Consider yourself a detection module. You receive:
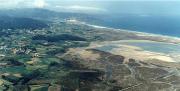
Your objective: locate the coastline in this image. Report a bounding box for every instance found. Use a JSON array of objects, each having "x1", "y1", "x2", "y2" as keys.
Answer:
[
  {"x1": 67, "y1": 19, "x2": 180, "y2": 63},
  {"x1": 67, "y1": 19, "x2": 180, "y2": 41},
  {"x1": 67, "y1": 19, "x2": 180, "y2": 44},
  {"x1": 78, "y1": 21, "x2": 180, "y2": 44},
  {"x1": 86, "y1": 22, "x2": 180, "y2": 40},
  {"x1": 86, "y1": 23, "x2": 180, "y2": 41}
]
